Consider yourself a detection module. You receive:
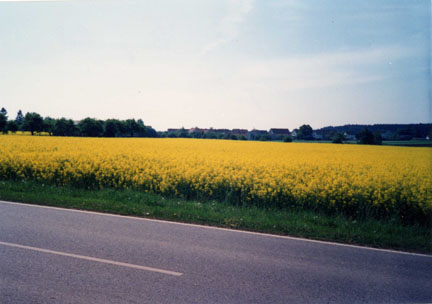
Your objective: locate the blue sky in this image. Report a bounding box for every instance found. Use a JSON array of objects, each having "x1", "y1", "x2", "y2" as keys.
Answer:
[{"x1": 0, "y1": 0, "x2": 430, "y2": 131}]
